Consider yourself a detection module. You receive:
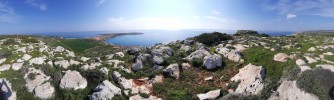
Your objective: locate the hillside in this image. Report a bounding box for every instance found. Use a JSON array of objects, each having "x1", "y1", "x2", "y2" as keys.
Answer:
[{"x1": 0, "y1": 32, "x2": 333, "y2": 100}]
